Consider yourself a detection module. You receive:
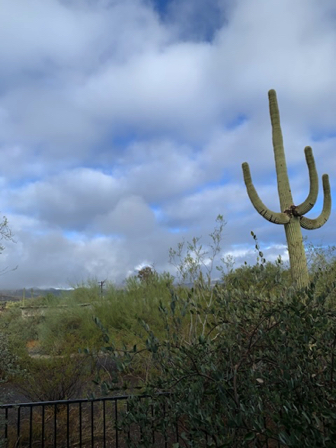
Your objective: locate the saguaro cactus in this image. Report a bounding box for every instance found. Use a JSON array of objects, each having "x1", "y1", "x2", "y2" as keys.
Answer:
[{"x1": 242, "y1": 90, "x2": 331, "y2": 289}]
